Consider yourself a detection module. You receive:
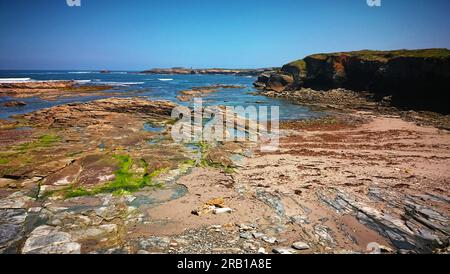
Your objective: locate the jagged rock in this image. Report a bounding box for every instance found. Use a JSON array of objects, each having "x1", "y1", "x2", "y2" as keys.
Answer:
[
  {"x1": 0, "y1": 209, "x2": 27, "y2": 253},
  {"x1": 314, "y1": 224, "x2": 336, "y2": 247},
  {"x1": 22, "y1": 225, "x2": 81, "y2": 254},
  {"x1": 20, "y1": 98, "x2": 176, "y2": 128},
  {"x1": 318, "y1": 189, "x2": 450, "y2": 253},
  {"x1": 255, "y1": 190, "x2": 285, "y2": 217},
  {"x1": 0, "y1": 191, "x2": 34, "y2": 209},
  {"x1": 254, "y1": 49, "x2": 450, "y2": 113}
]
